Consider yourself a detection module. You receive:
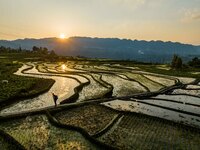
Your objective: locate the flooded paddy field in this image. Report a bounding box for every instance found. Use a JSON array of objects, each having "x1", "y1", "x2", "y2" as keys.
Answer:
[
  {"x1": 102, "y1": 99, "x2": 200, "y2": 128},
  {"x1": 1, "y1": 61, "x2": 200, "y2": 149},
  {"x1": 101, "y1": 74, "x2": 146, "y2": 96},
  {"x1": 77, "y1": 74, "x2": 109, "y2": 101},
  {"x1": 0, "y1": 64, "x2": 79, "y2": 114}
]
